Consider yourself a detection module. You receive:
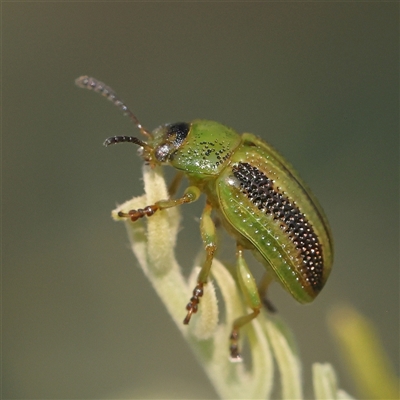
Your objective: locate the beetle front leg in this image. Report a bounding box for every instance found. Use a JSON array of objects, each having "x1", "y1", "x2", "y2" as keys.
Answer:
[
  {"x1": 230, "y1": 245, "x2": 262, "y2": 361},
  {"x1": 167, "y1": 171, "x2": 184, "y2": 197},
  {"x1": 184, "y1": 202, "x2": 216, "y2": 325},
  {"x1": 118, "y1": 186, "x2": 201, "y2": 221}
]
